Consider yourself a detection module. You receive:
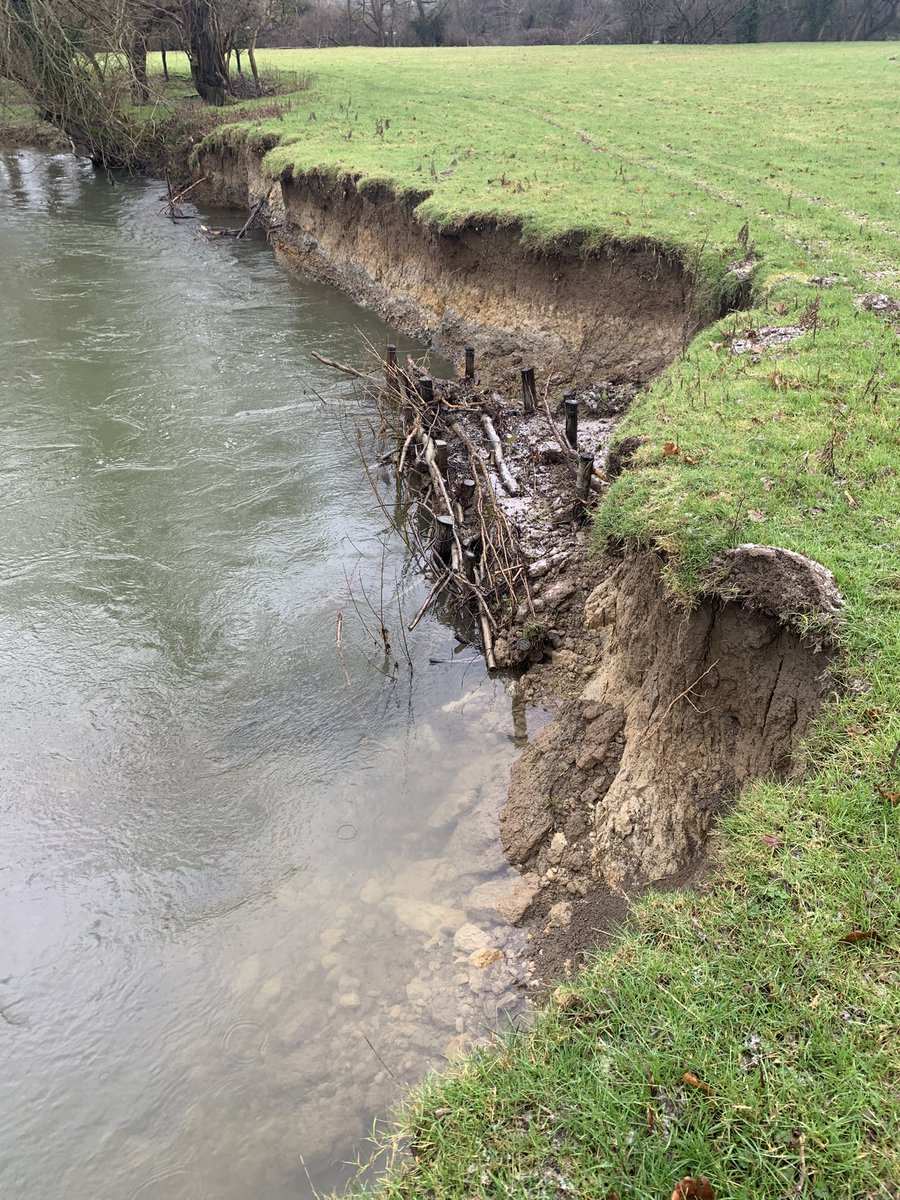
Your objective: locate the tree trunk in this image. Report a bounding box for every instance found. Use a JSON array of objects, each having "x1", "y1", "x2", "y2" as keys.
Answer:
[
  {"x1": 247, "y1": 30, "x2": 260, "y2": 92},
  {"x1": 181, "y1": 0, "x2": 229, "y2": 105},
  {"x1": 128, "y1": 34, "x2": 151, "y2": 104},
  {"x1": 161, "y1": 43, "x2": 169, "y2": 81}
]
